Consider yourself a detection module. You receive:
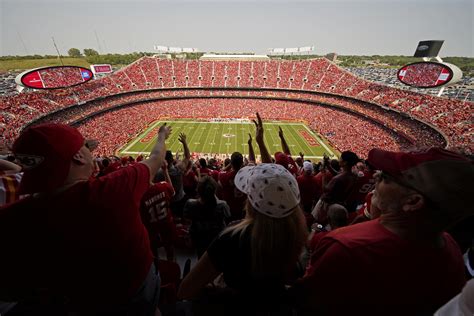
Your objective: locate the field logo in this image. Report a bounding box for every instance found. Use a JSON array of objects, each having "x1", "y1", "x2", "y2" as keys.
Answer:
[{"x1": 223, "y1": 134, "x2": 235, "y2": 138}]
